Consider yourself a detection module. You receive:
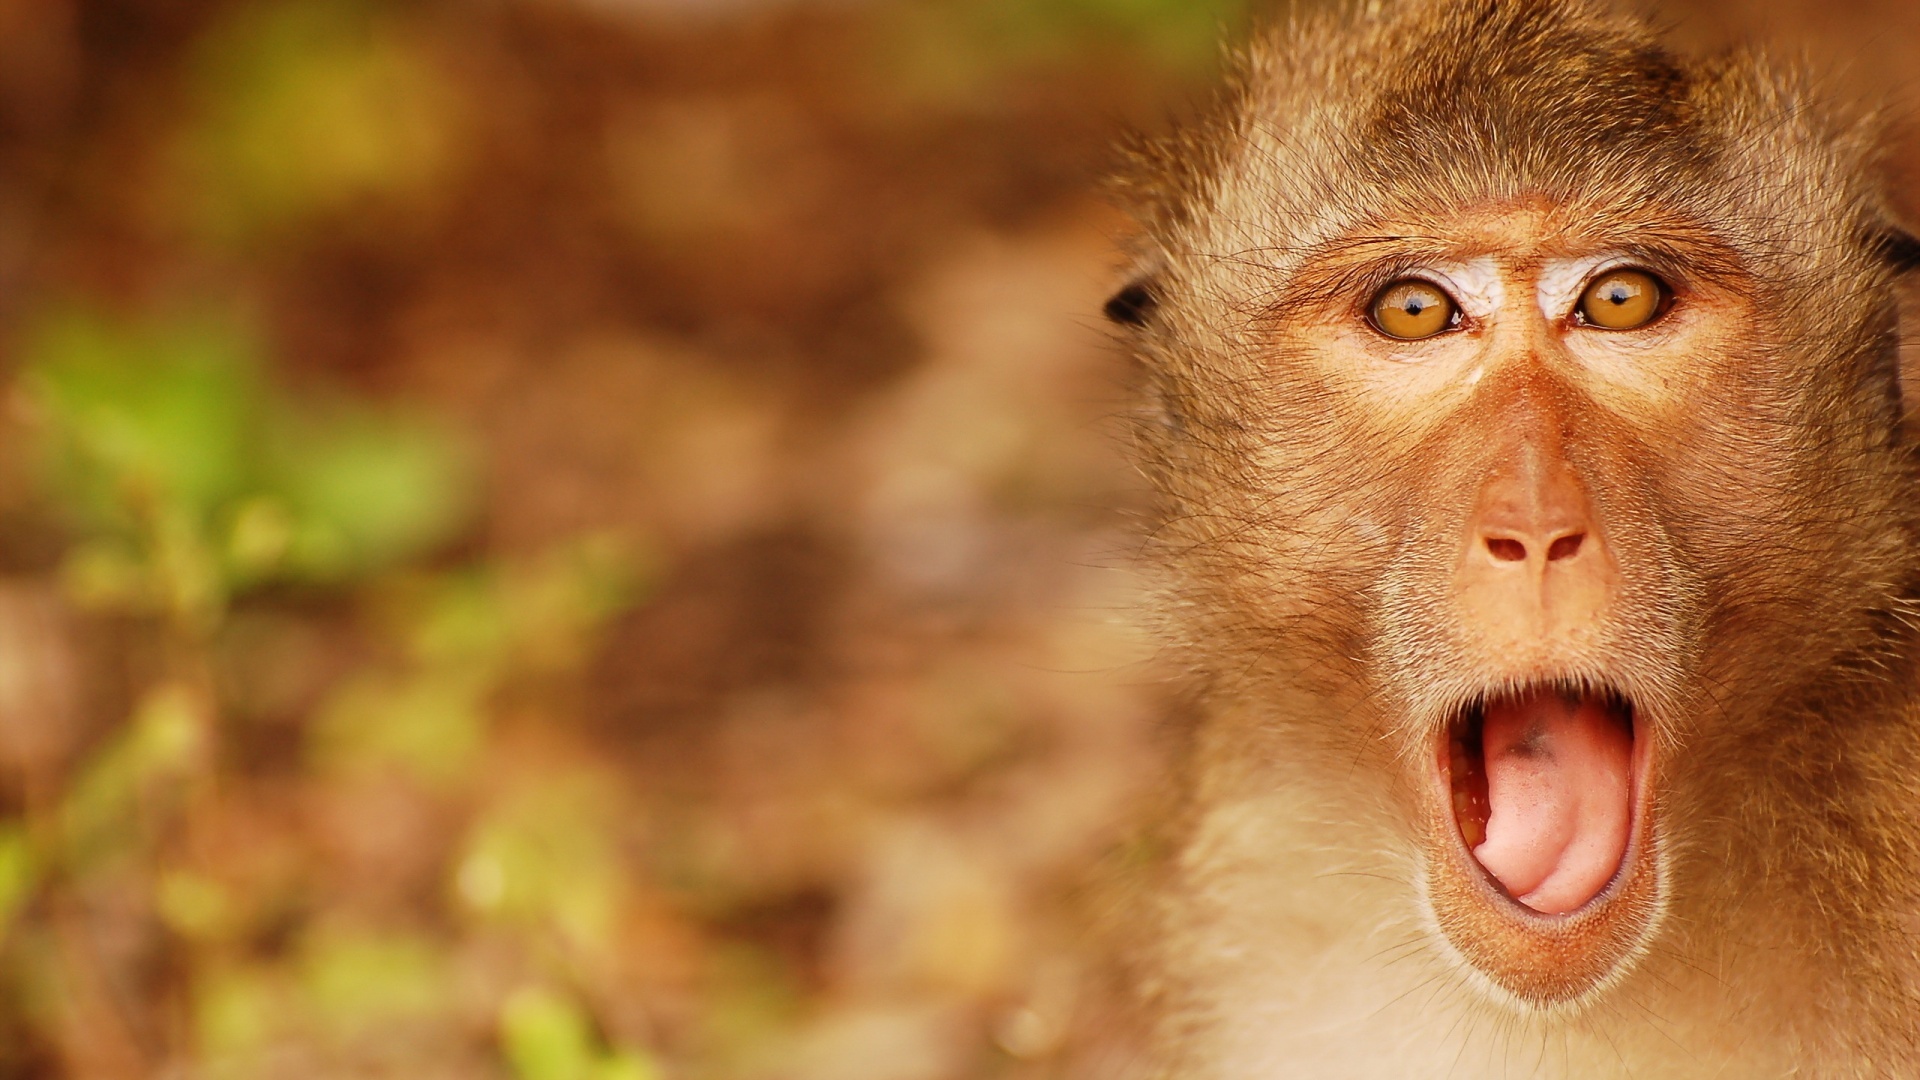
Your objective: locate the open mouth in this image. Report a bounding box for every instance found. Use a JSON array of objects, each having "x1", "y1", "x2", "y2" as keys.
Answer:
[
  {"x1": 1425, "y1": 680, "x2": 1663, "y2": 1006},
  {"x1": 1445, "y1": 685, "x2": 1638, "y2": 916}
]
